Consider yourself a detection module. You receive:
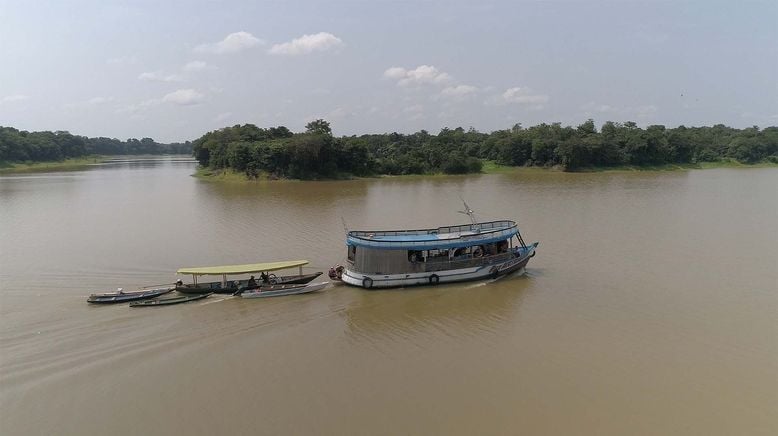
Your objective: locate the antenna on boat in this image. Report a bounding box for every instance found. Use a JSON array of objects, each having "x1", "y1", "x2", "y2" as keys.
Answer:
[
  {"x1": 457, "y1": 198, "x2": 478, "y2": 226},
  {"x1": 341, "y1": 217, "x2": 349, "y2": 234}
]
